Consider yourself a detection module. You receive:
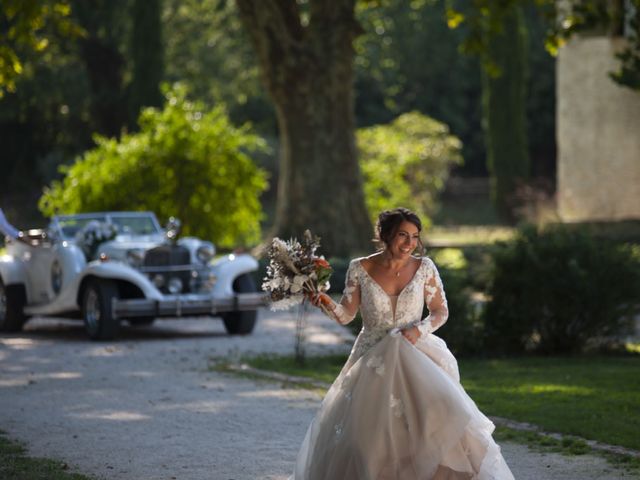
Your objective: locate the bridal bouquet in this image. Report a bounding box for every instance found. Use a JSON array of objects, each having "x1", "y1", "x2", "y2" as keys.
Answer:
[{"x1": 262, "y1": 230, "x2": 333, "y2": 312}]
